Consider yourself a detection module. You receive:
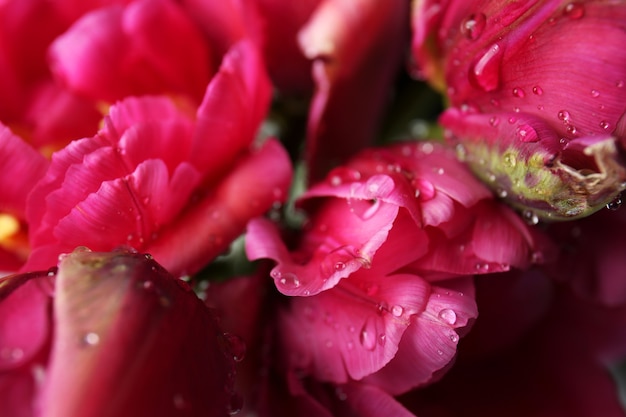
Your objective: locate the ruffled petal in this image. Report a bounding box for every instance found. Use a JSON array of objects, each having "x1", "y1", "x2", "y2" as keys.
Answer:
[
  {"x1": 247, "y1": 197, "x2": 399, "y2": 296},
  {"x1": 149, "y1": 138, "x2": 292, "y2": 276},
  {"x1": 279, "y1": 271, "x2": 430, "y2": 383},
  {"x1": 364, "y1": 278, "x2": 477, "y2": 395}
]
